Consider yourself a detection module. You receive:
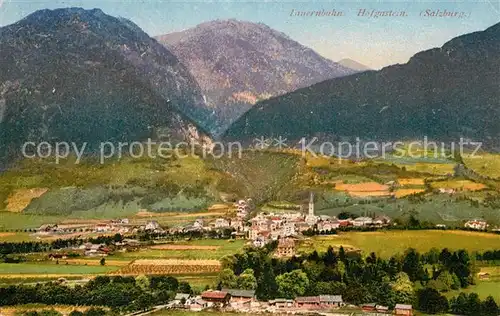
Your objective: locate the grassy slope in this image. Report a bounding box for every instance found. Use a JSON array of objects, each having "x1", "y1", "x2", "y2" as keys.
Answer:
[
  {"x1": 299, "y1": 230, "x2": 500, "y2": 258},
  {"x1": 1, "y1": 149, "x2": 500, "y2": 229}
]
